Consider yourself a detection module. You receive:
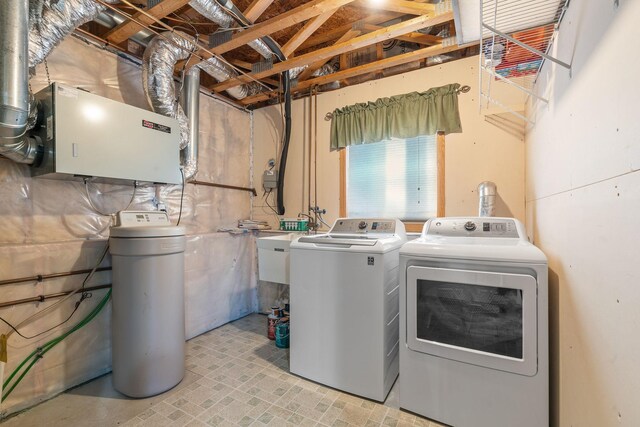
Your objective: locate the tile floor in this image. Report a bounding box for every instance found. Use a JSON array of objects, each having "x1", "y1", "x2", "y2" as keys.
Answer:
[{"x1": 2, "y1": 314, "x2": 444, "y2": 427}]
